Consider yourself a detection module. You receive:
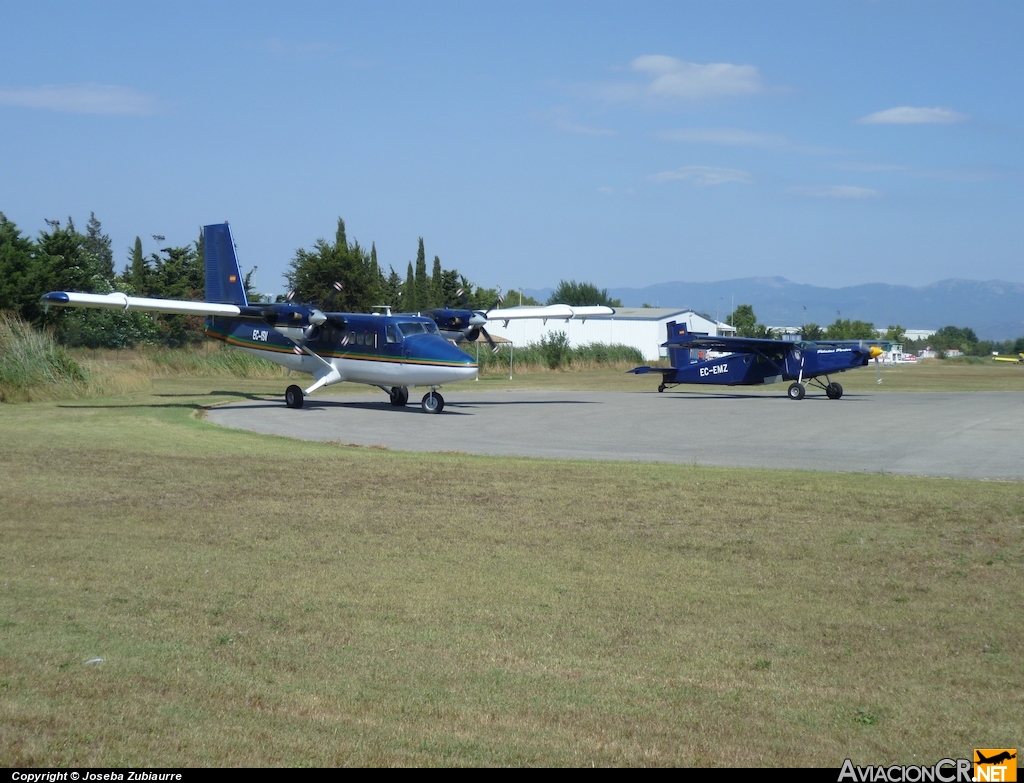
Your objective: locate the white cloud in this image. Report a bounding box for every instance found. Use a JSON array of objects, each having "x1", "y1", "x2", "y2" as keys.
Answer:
[
  {"x1": 598, "y1": 186, "x2": 615, "y2": 194},
  {"x1": 657, "y1": 127, "x2": 787, "y2": 148},
  {"x1": 0, "y1": 83, "x2": 159, "y2": 115},
  {"x1": 584, "y1": 56, "x2": 766, "y2": 103},
  {"x1": 554, "y1": 119, "x2": 617, "y2": 137},
  {"x1": 857, "y1": 106, "x2": 968, "y2": 125},
  {"x1": 631, "y1": 56, "x2": 764, "y2": 99},
  {"x1": 649, "y1": 166, "x2": 752, "y2": 186},
  {"x1": 786, "y1": 185, "x2": 881, "y2": 199}
]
